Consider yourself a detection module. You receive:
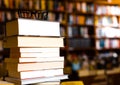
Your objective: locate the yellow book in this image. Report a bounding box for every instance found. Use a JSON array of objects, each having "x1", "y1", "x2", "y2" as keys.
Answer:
[
  {"x1": 41, "y1": 0, "x2": 46, "y2": 10},
  {"x1": 61, "y1": 81, "x2": 84, "y2": 85},
  {"x1": 48, "y1": 0, "x2": 54, "y2": 10},
  {"x1": 15, "y1": 0, "x2": 20, "y2": 9},
  {"x1": 77, "y1": 16, "x2": 85, "y2": 25},
  {"x1": 4, "y1": 0, "x2": 9, "y2": 8}
]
